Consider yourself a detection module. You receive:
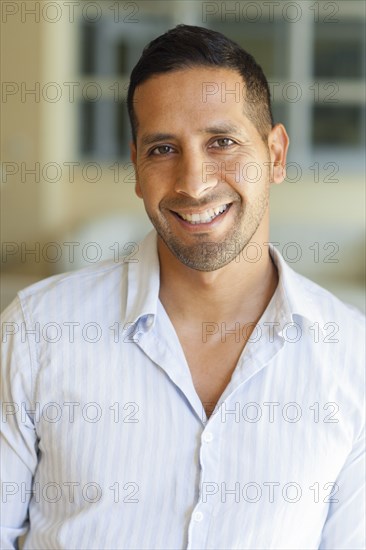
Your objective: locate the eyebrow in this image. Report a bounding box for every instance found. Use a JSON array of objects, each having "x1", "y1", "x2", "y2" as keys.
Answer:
[
  {"x1": 140, "y1": 123, "x2": 247, "y2": 147},
  {"x1": 141, "y1": 133, "x2": 176, "y2": 147},
  {"x1": 199, "y1": 123, "x2": 244, "y2": 136}
]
